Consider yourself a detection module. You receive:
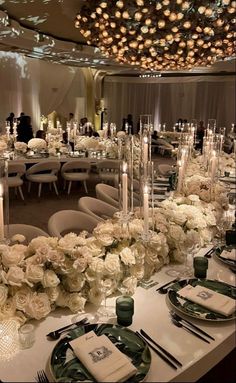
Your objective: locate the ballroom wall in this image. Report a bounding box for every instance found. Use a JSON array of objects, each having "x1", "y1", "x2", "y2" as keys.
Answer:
[
  {"x1": 0, "y1": 51, "x2": 235, "y2": 133},
  {"x1": 0, "y1": 52, "x2": 86, "y2": 132},
  {"x1": 104, "y1": 75, "x2": 236, "y2": 132}
]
